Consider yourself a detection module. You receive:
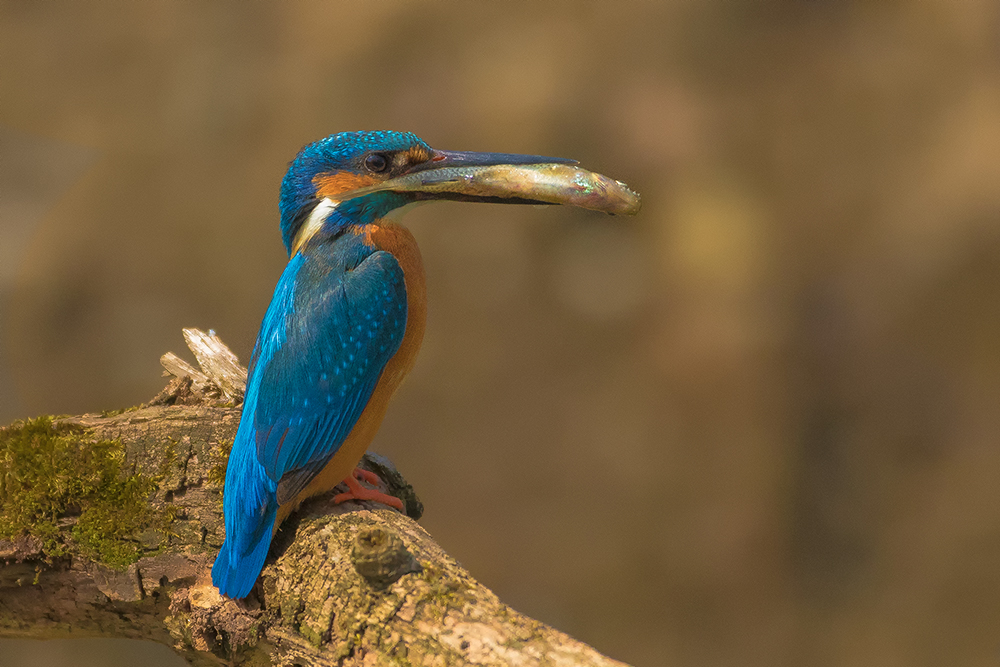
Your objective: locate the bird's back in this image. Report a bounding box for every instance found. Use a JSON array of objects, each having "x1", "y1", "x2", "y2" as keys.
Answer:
[{"x1": 212, "y1": 222, "x2": 426, "y2": 598}]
